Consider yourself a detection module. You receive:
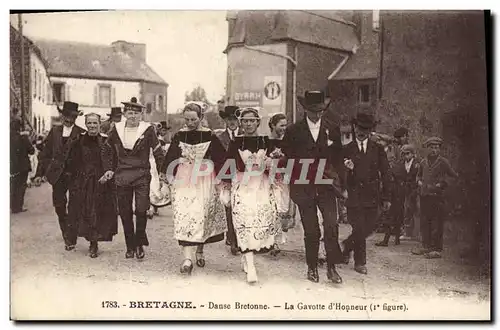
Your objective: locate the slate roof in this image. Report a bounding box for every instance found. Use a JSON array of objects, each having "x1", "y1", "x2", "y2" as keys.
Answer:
[
  {"x1": 226, "y1": 10, "x2": 359, "y2": 53},
  {"x1": 332, "y1": 46, "x2": 380, "y2": 80},
  {"x1": 31, "y1": 38, "x2": 167, "y2": 85}
]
